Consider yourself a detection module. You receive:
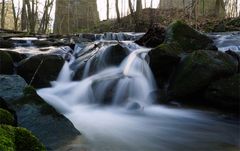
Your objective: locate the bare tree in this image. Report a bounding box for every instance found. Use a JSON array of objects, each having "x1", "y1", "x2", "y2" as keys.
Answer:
[
  {"x1": 128, "y1": 0, "x2": 134, "y2": 17},
  {"x1": 116, "y1": 0, "x2": 120, "y2": 22},
  {"x1": 106, "y1": 0, "x2": 109, "y2": 20},
  {"x1": 1, "y1": 0, "x2": 5, "y2": 28},
  {"x1": 21, "y1": 0, "x2": 27, "y2": 30},
  {"x1": 11, "y1": 0, "x2": 21, "y2": 30},
  {"x1": 38, "y1": 0, "x2": 54, "y2": 33}
]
